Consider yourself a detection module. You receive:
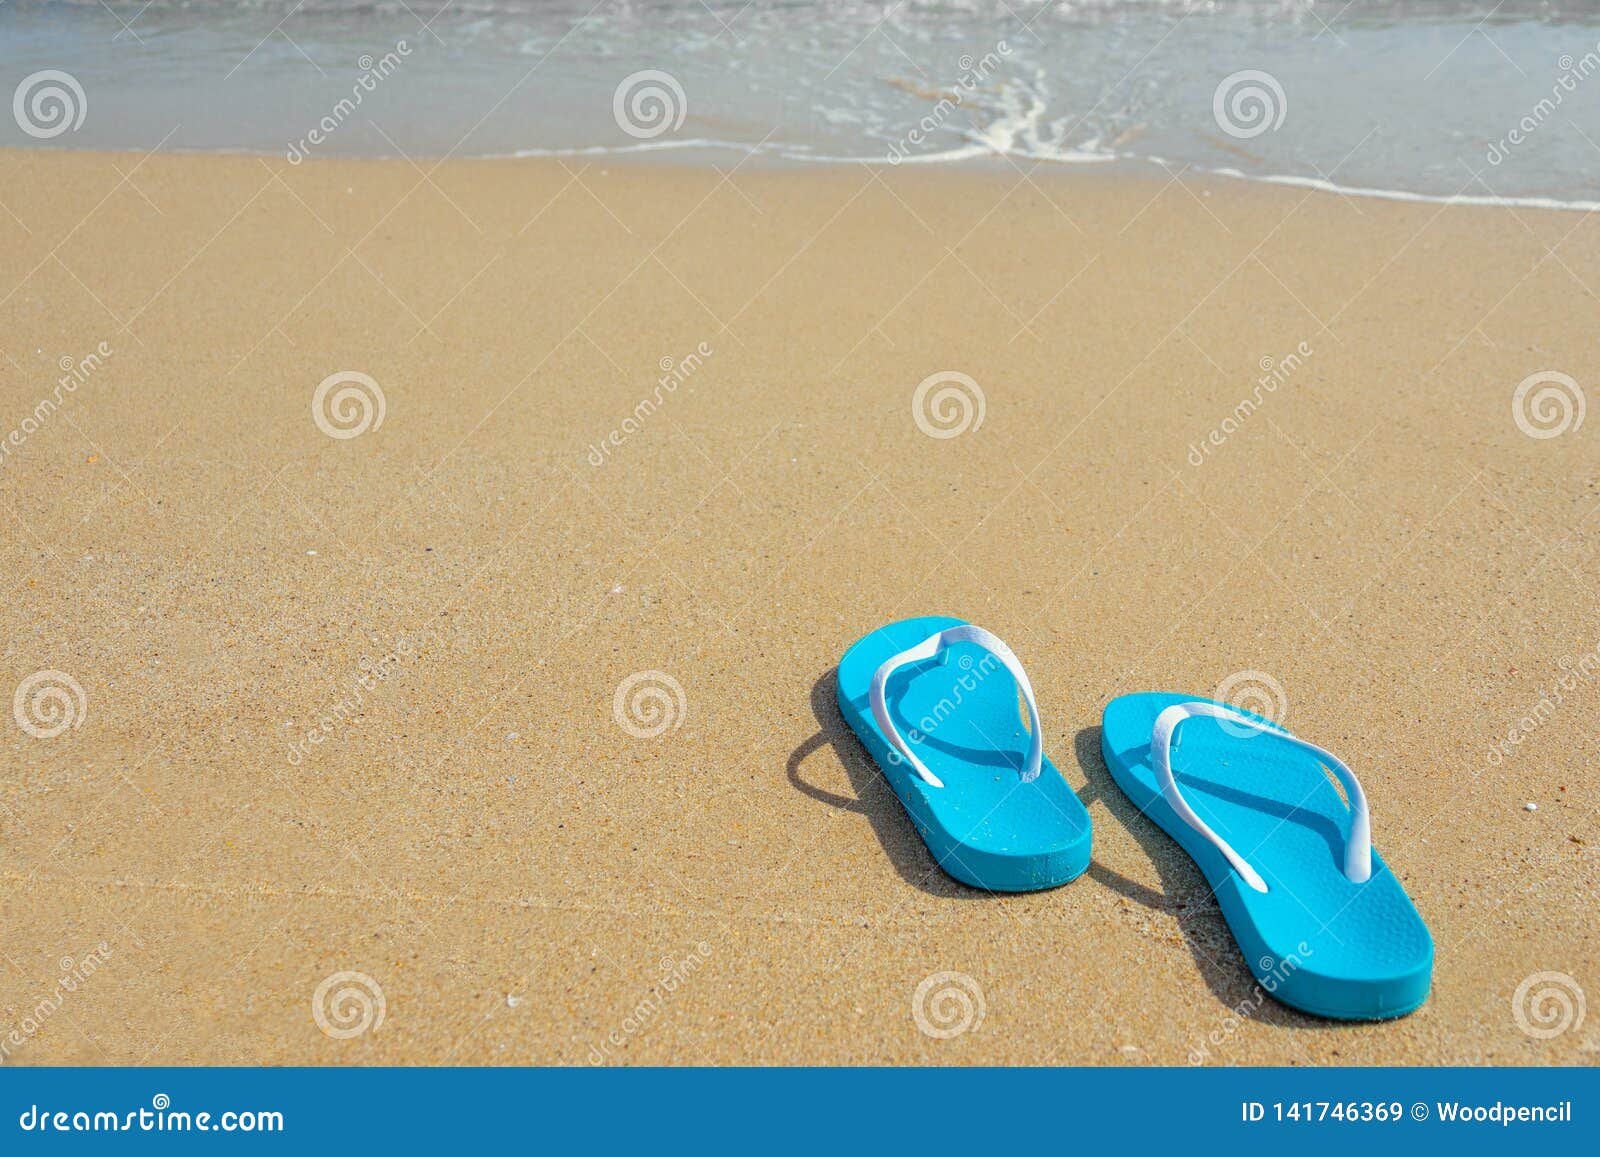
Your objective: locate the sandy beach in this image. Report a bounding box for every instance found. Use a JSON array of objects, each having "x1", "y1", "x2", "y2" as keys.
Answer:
[{"x1": 1, "y1": 147, "x2": 1596, "y2": 1065}]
